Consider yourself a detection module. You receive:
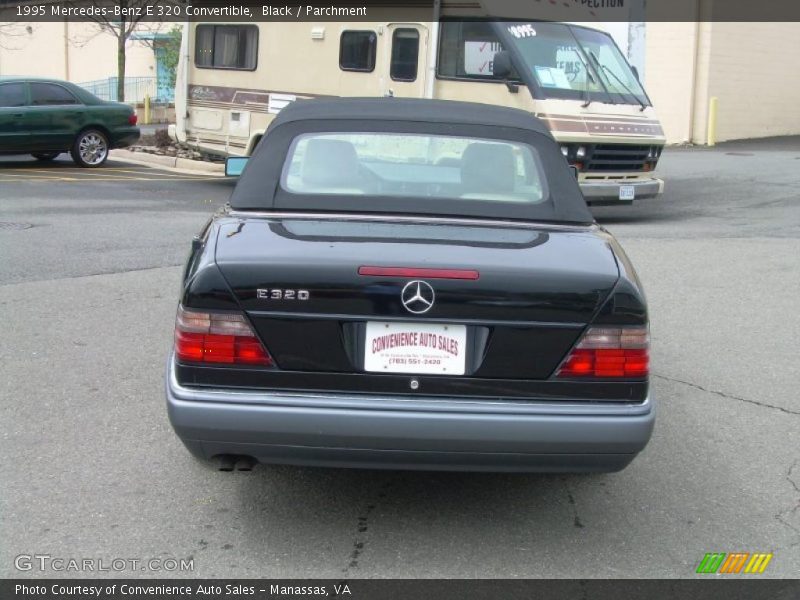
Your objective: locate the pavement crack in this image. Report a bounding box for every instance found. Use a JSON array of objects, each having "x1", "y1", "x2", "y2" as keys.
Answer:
[
  {"x1": 653, "y1": 373, "x2": 799, "y2": 416},
  {"x1": 775, "y1": 460, "x2": 800, "y2": 547},
  {"x1": 563, "y1": 478, "x2": 585, "y2": 529},
  {"x1": 341, "y1": 477, "x2": 394, "y2": 577},
  {"x1": 786, "y1": 461, "x2": 800, "y2": 495}
]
